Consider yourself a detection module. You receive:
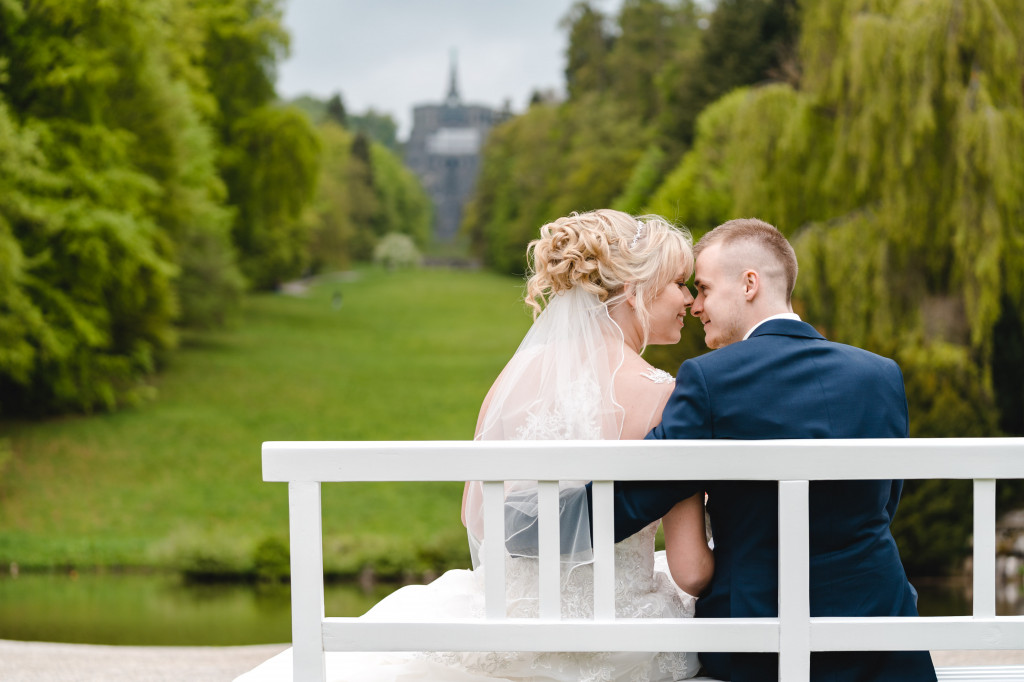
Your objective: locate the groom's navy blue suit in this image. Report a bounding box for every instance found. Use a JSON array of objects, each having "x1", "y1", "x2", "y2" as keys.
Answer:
[{"x1": 611, "y1": 319, "x2": 936, "y2": 682}]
